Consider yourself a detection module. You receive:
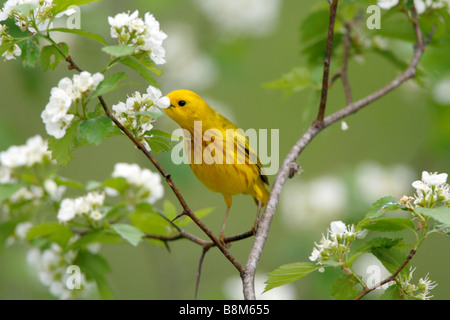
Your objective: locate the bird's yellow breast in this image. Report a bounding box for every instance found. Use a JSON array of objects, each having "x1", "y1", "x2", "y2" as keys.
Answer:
[{"x1": 186, "y1": 130, "x2": 259, "y2": 198}]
